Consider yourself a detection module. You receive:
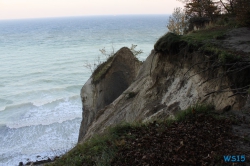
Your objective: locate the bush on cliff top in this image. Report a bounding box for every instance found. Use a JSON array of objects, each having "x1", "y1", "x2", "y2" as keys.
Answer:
[{"x1": 154, "y1": 32, "x2": 186, "y2": 55}]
